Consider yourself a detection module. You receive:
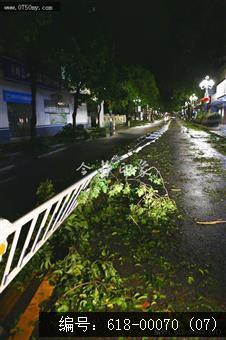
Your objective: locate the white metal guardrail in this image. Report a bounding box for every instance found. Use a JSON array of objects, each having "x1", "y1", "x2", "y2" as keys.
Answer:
[{"x1": 0, "y1": 120, "x2": 171, "y2": 294}]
